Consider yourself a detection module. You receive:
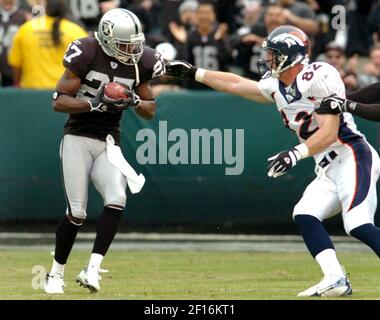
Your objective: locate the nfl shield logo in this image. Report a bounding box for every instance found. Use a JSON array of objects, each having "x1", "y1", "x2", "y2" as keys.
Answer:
[{"x1": 111, "y1": 61, "x2": 118, "y2": 69}]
